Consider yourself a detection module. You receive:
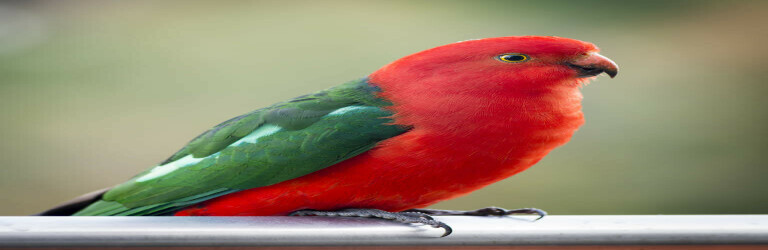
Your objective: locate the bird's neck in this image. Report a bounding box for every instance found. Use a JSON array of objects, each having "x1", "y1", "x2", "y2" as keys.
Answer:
[{"x1": 384, "y1": 82, "x2": 584, "y2": 140}]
